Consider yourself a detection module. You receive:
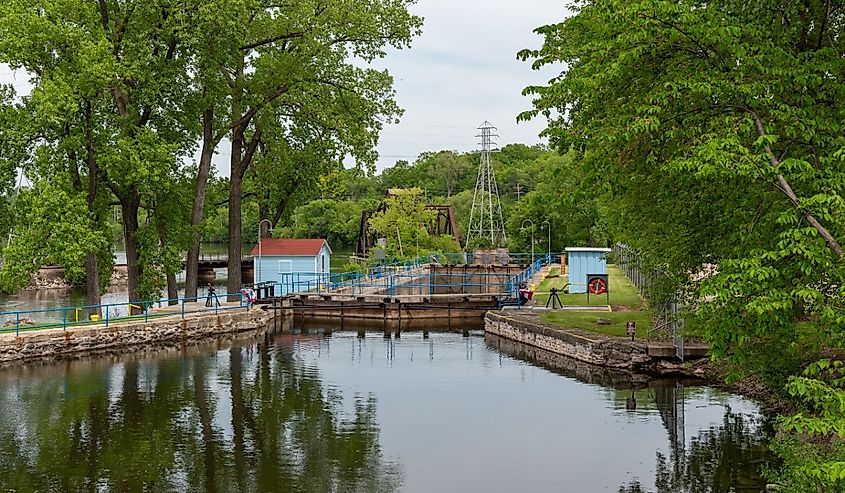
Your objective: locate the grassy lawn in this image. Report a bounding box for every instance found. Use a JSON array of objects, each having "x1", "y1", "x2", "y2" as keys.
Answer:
[
  {"x1": 539, "y1": 310, "x2": 653, "y2": 339},
  {"x1": 533, "y1": 265, "x2": 643, "y2": 309},
  {"x1": 532, "y1": 264, "x2": 653, "y2": 339}
]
